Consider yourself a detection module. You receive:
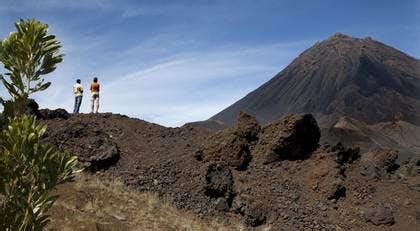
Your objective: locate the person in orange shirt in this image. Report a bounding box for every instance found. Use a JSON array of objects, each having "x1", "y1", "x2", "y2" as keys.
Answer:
[{"x1": 90, "y1": 77, "x2": 100, "y2": 113}]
